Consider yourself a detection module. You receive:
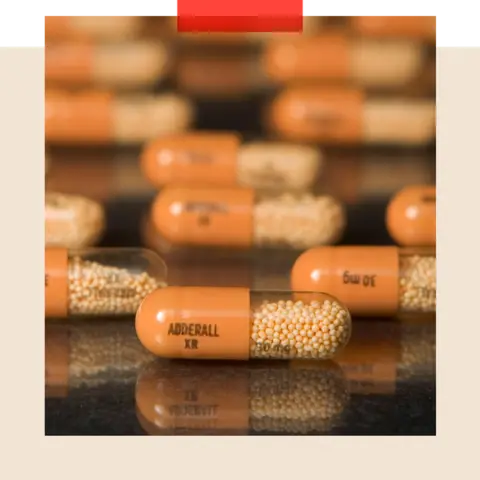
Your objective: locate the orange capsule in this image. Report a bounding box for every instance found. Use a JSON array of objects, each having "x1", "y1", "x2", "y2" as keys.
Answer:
[
  {"x1": 263, "y1": 33, "x2": 424, "y2": 88},
  {"x1": 45, "y1": 16, "x2": 142, "y2": 42},
  {"x1": 135, "y1": 287, "x2": 352, "y2": 361},
  {"x1": 291, "y1": 246, "x2": 436, "y2": 316},
  {"x1": 268, "y1": 86, "x2": 436, "y2": 145},
  {"x1": 45, "y1": 90, "x2": 193, "y2": 145},
  {"x1": 140, "y1": 132, "x2": 322, "y2": 191},
  {"x1": 45, "y1": 247, "x2": 167, "y2": 318},
  {"x1": 351, "y1": 16, "x2": 436, "y2": 42},
  {"x1": 45, "y1": 41, "x2": 169, "y2": 89},
  {"x1": 150, "y1": 186, "x2": 345, "y2": 250},
  {"x1": 386, "y1": 185, "x2": 436, "y2": 246}
]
